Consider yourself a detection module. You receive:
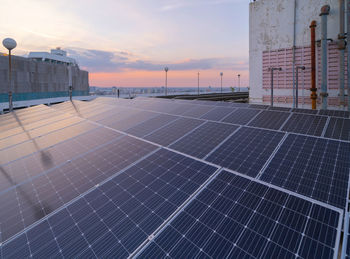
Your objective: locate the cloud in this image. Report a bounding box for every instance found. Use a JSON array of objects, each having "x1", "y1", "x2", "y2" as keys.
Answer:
[
  {"x1": 159, "y1": 0, "x2": 243, "y2": 11},
  {"x1": 67, "y1": 48, "x2": 248, "y2": 73}
]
